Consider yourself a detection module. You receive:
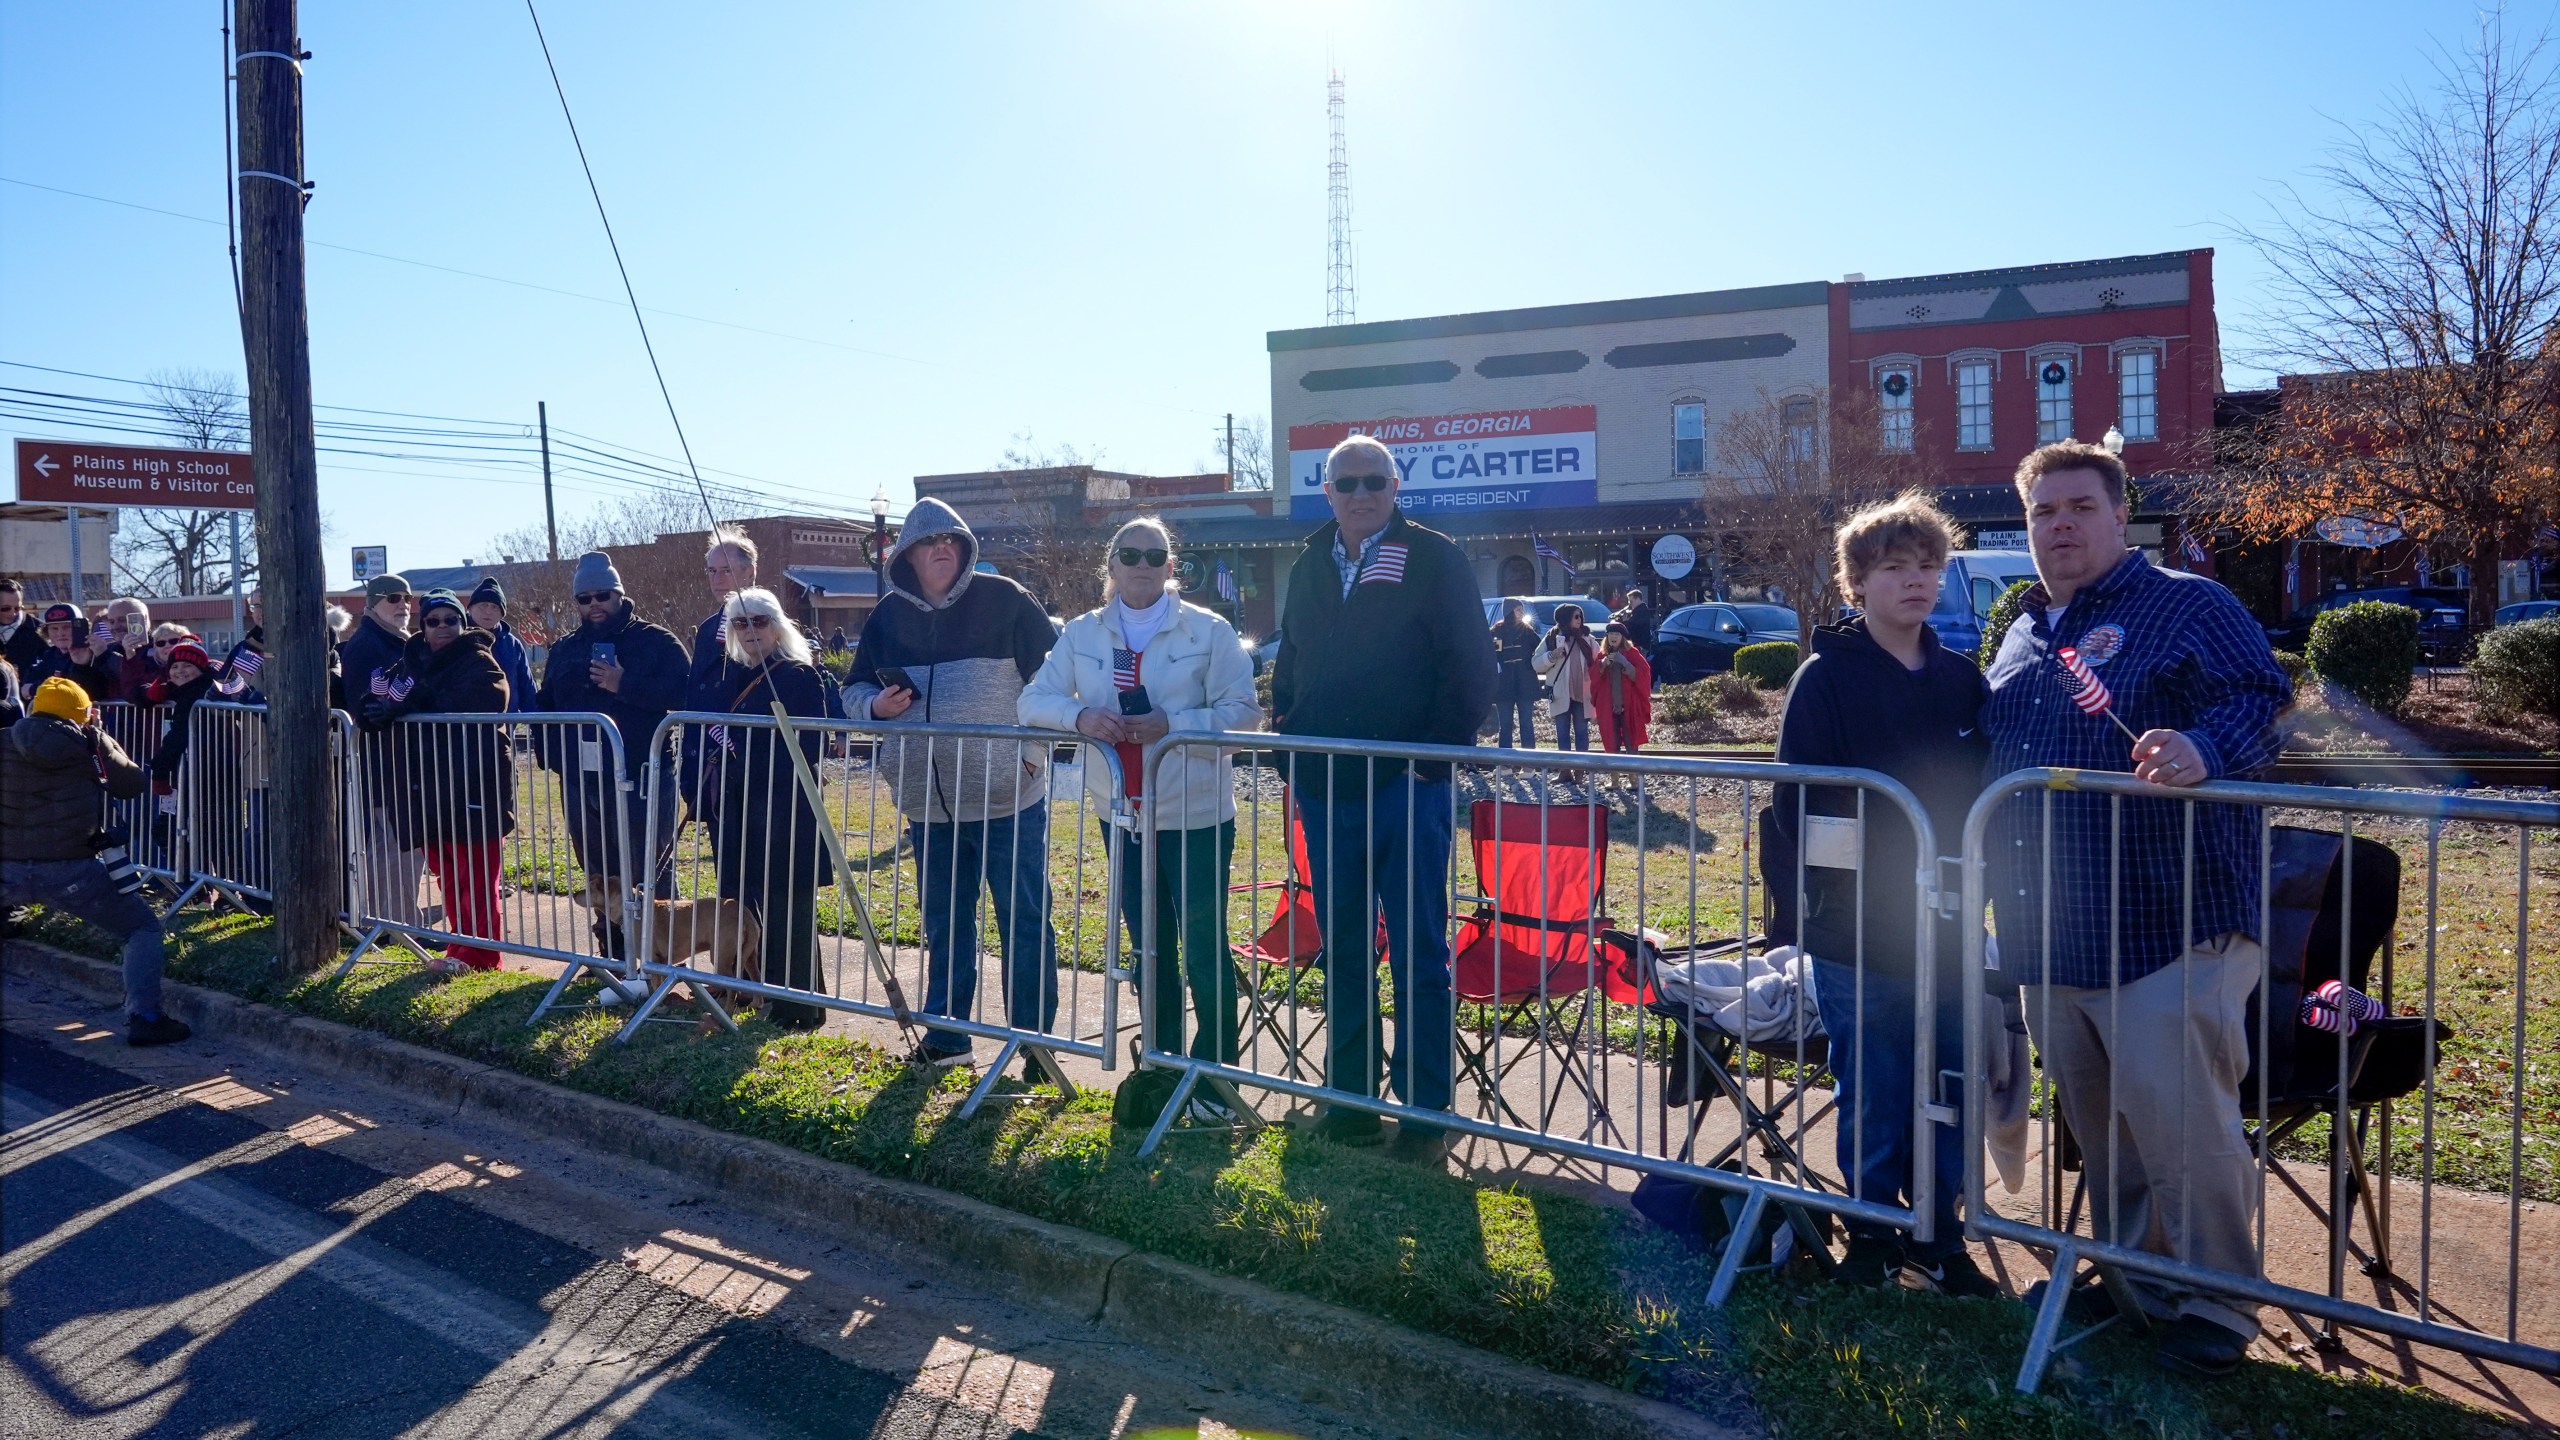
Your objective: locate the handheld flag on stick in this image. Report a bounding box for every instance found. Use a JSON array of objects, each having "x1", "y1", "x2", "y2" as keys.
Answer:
[{"x1": 2057, "y1": 645, "x2": 2141, "y2": 742}]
